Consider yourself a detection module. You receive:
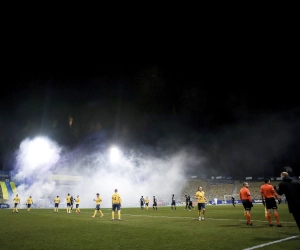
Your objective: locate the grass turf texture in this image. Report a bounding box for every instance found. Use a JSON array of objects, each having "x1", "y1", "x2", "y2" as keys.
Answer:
[{"x1": 1, "y1": 204, "x2": 299, "y2": 250}]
